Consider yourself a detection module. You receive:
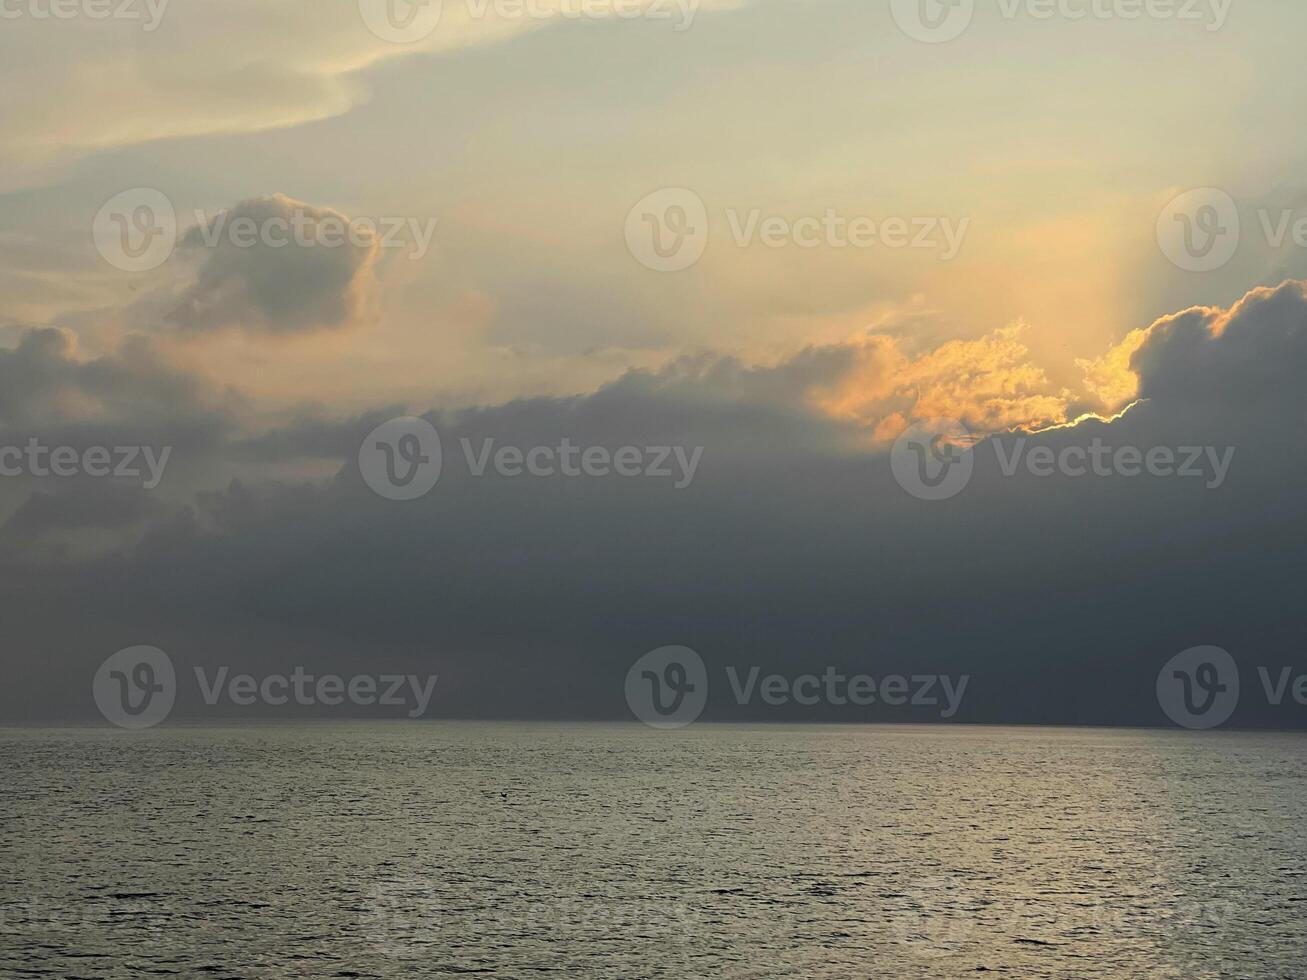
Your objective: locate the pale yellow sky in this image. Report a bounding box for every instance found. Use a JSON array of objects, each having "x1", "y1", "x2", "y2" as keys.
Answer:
[{"x1": 2, "y1": 0, "x2": 1305, "y2": 434}]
